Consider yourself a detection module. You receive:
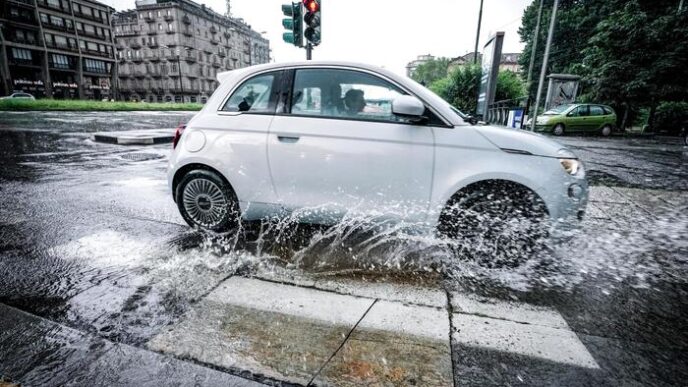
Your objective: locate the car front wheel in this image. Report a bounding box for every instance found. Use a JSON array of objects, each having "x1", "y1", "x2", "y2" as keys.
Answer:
[
  {"x1": 438, "y1": 181, "x2": 549, "y2": 268},
  {"x1": 176, "y1": 170, "x2": 240, "y2": 232}
]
